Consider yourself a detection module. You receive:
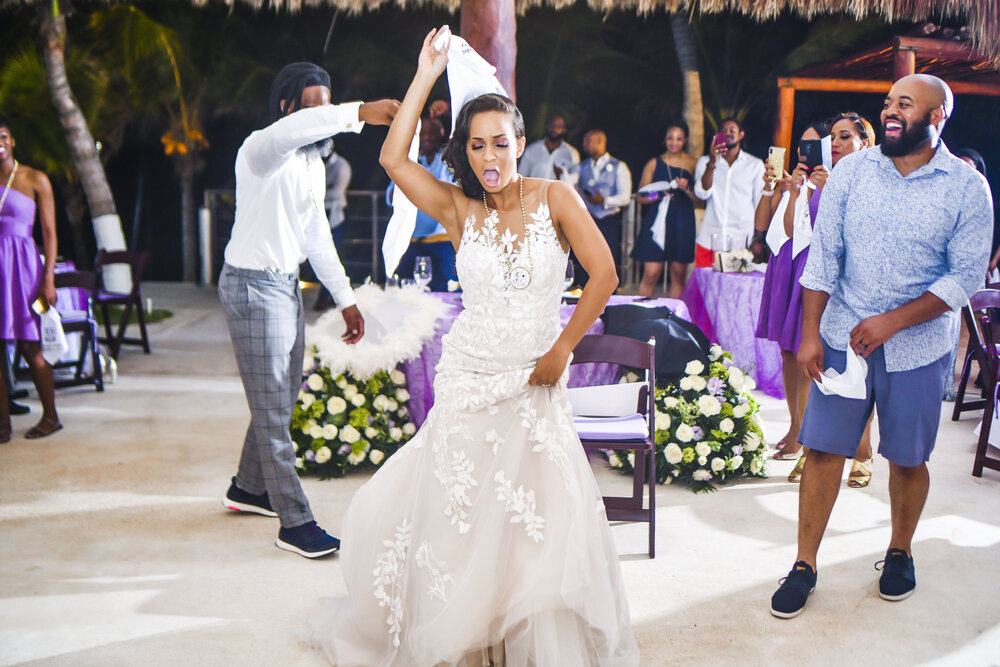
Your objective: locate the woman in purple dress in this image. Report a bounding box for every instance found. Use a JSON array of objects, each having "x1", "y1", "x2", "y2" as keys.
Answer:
[{"x1": 0, "y1": 115, "x2": 61, "y2": 443}]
